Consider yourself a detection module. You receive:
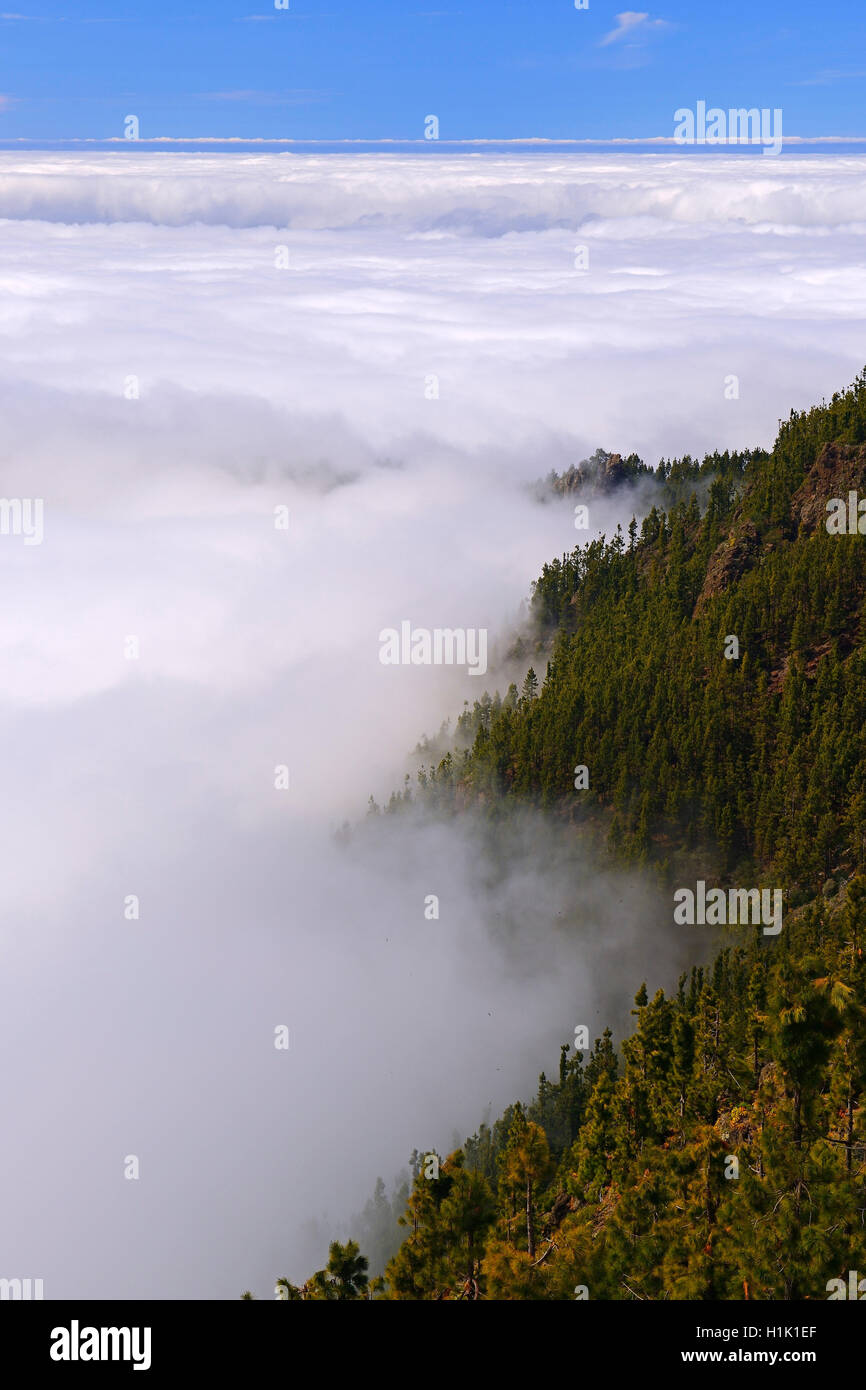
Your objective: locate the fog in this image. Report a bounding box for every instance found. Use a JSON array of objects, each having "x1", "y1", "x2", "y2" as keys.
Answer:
[{"x1": 0, "y1": 153, "x2": 864, "y2": 1296}]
